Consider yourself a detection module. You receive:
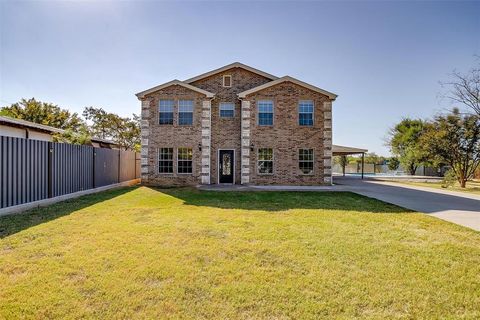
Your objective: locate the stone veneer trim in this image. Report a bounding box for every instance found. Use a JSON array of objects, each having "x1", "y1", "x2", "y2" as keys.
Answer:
[
  {"x1": 323, "y1": 101, "x2": 333, "y2": 185},
  {"x1": 241, "y1": 100, "x2": 251, "y2": 184},
  {"x1": 201, "y1": 99, "x2": 212, "y2": 184}
]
